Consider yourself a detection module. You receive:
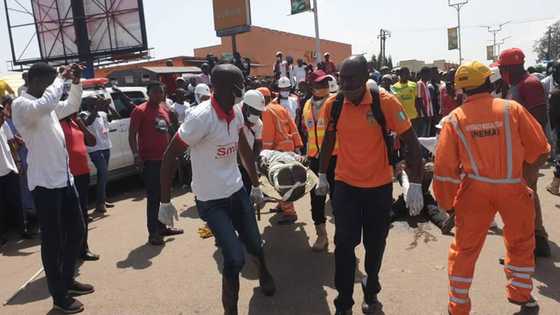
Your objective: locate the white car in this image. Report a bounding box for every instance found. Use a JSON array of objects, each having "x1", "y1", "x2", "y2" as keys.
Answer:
[{"x1": 80, "y1": 80, "x2": 147, "y2": 182}]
